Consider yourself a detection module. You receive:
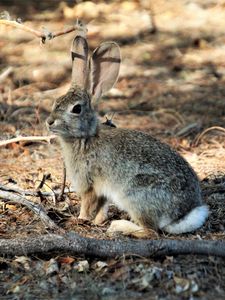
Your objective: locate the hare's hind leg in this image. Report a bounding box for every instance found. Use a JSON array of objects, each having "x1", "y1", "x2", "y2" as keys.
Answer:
[
  {"x1": 93, "y1": 197, "x2": 109, "y2": 225},
  {"x1": 78, "y1": 189, "x2": 98, "y2": 220},
  {"x1": 107, "y1": 220, "x2": 148, "y2": 238},
  {"x1": 79, "y1": 191, "x2": 108, "y2": 223}
]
